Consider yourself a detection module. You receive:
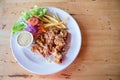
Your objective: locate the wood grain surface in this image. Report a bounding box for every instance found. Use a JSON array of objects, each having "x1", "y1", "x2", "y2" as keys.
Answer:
[{"x1": 0, "y1": 0, "x2": 120, "y2": 80}]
